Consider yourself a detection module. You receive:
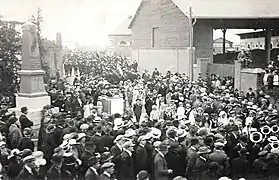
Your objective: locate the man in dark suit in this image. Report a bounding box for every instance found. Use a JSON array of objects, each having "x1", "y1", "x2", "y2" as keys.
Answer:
[
  {"x1": 135, "y1": 136, "x2": 148, "y2": 174},
  {"x1": 19, "y1": 107, "x2": 33, "y2": 131},
  {"x1": 231, "y1": 149, "x2": 250, "y2": 179},
  {"x1": 85, "y1": 156, "x2": 101, "y2": 180},
  {"x1": 91, "y1": 125, "x2": 105, "y2": 153},
  {"x1": 46, "y1": 154, "x2": 71, "y2": 180},
  {"x1": 154, "y1": 143, "x2": 172, "y2": 180},
  {"x1": 133, "y1": 99, "x2": 142, "y2": 122},
  {"x1": 111, "y1": 135, "x2": 124, "y2": 180},
  {"x1": 17, "y1": 155, "x2": 38, "y2": 180},
  {"x1": 100, "y1": 162, "x2": 115, "y2": 180},
  {"x1": 119, "y1": 141, "x2": 136, "y2": 180}
]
